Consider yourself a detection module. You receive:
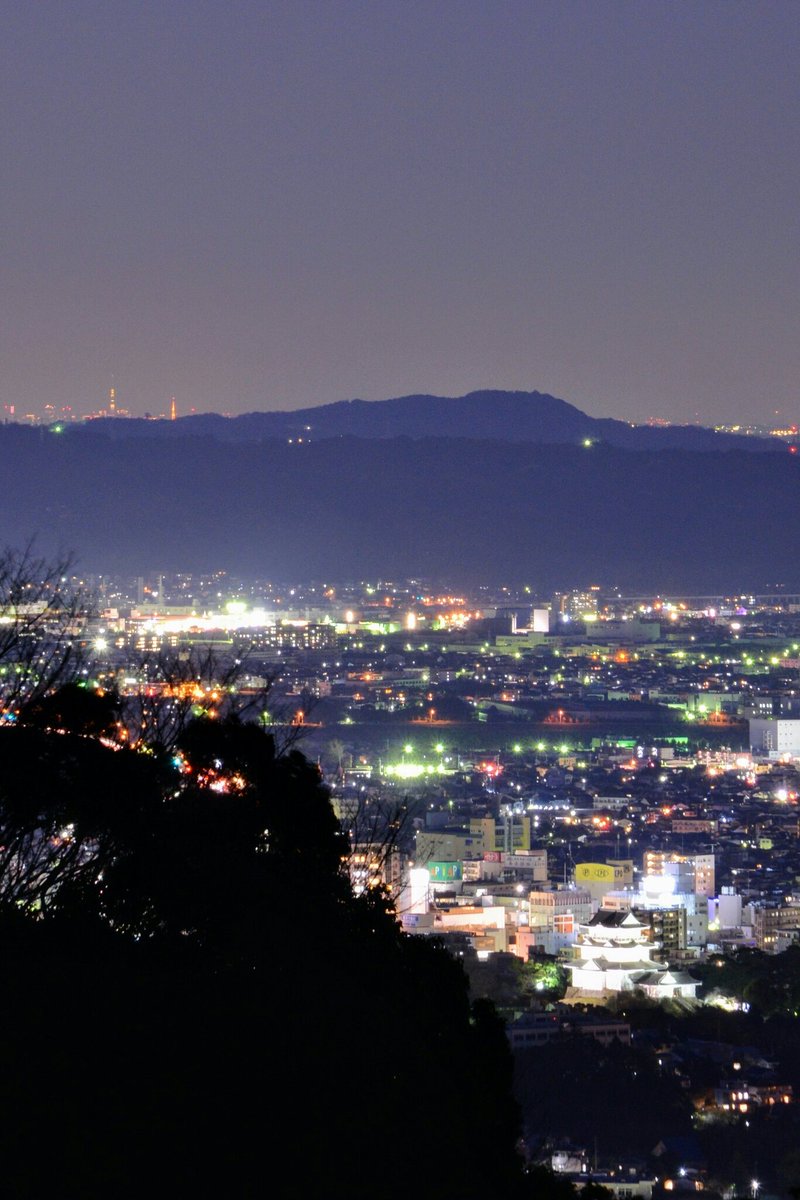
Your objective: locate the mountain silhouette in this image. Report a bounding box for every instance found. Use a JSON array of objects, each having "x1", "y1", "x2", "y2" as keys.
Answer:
[
  {"x1": 75, "y1": 389, "x2": 781, "y2": 453},
  {"x1": 2, "y1": 417, "x2": 798, "y2": 590}
]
